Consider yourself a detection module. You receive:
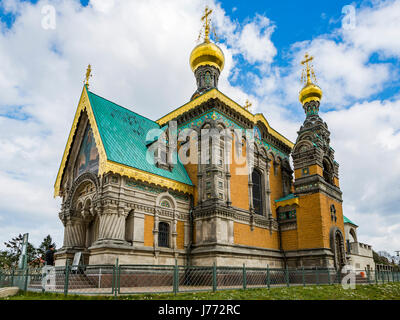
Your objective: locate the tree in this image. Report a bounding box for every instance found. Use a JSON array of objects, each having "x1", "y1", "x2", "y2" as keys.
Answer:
[{"x1": 2, "y1": 234, "x2": 37, "y2": 268}]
